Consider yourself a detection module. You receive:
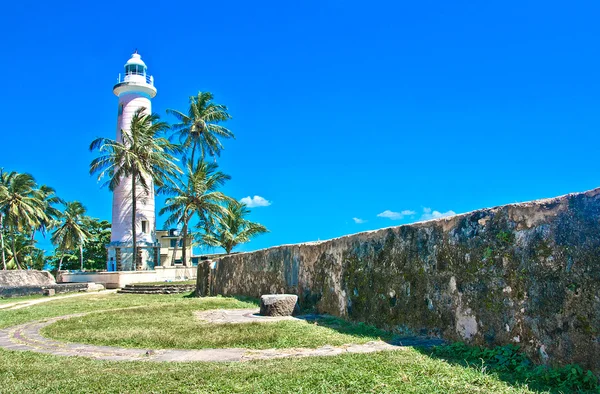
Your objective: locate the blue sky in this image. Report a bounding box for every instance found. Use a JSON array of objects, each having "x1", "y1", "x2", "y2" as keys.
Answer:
[{"x1": 1, "y1": 1, "x2": 600, "y2": 254}]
